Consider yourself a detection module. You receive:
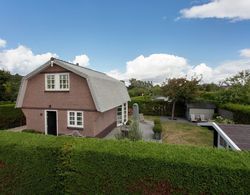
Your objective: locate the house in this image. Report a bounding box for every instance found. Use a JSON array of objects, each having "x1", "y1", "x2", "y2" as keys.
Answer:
[
  {"x1": 198, "y1": 122, "x2": 250, "y2": 151},
  {"x1": 16, "y1": 58, "x2": 130, "y2": 137},
  {"x1": 186, "y1": 102, "x2": 216, "y2": 122}
]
